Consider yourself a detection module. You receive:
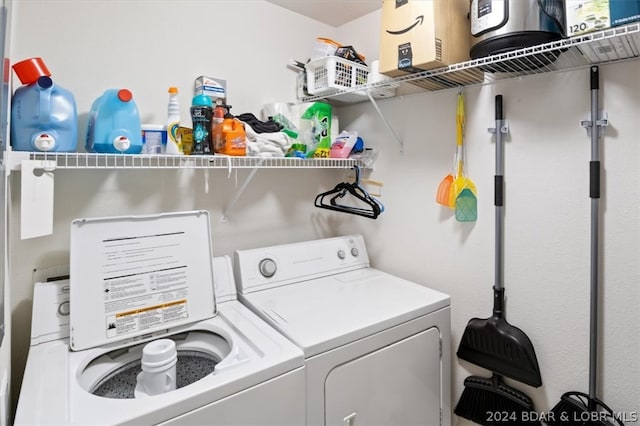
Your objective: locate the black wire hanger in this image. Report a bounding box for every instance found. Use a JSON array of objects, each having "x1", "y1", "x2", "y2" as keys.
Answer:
[{"x1": 314, "y1": 166, "x2": 384, "y2": 219}]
